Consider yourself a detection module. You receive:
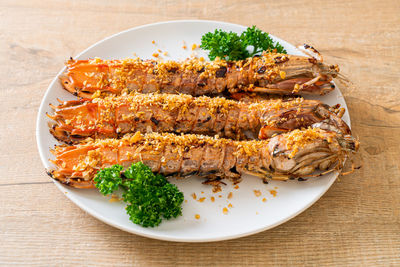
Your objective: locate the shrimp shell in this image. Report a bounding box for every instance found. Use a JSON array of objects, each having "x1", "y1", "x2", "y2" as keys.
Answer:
[
  {"x1": 48, "y1": 129, "x2": 358, "y2": 188},
  {"x1": 47, "y1": 93, "x2": 351, "y2": 144},
  {"x1": 60, "y1": 52, "x2": 339, "y2": 98}
]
